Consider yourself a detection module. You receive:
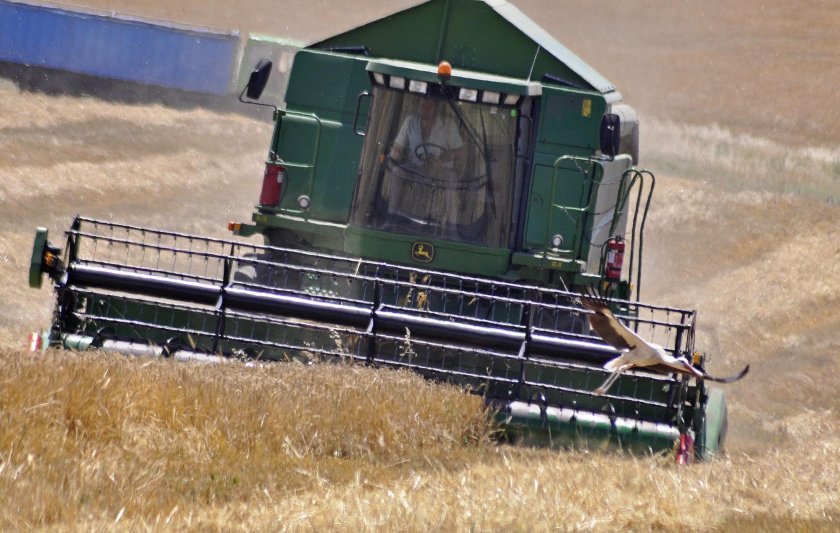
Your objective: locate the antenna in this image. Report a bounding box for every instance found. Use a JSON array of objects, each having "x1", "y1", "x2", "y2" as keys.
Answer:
[{"x1": 526, "y1": 45, "x2": 541, "y2": 82}]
